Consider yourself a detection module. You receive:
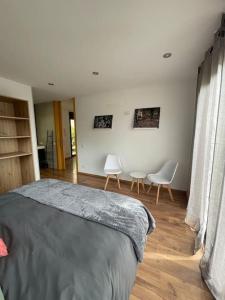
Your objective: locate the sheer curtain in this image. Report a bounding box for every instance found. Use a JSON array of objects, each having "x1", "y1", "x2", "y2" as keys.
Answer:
[
  {"x1": 201, "y1": 33, "x2": 225, "y2": 299},
  {"x1": 186, "y1": 15, "x2": 225, "y2": 299},
  {"x1": 185, "y1": 37, "x2": 223, "y2": 250}
]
